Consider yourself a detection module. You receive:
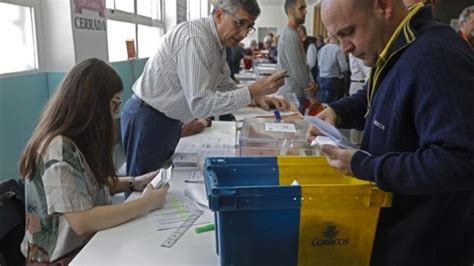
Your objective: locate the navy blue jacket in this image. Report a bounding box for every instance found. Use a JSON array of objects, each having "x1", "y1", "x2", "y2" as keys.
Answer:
[{"x1": 330, "y1": 6, "x2": 474, "y2": 266}]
